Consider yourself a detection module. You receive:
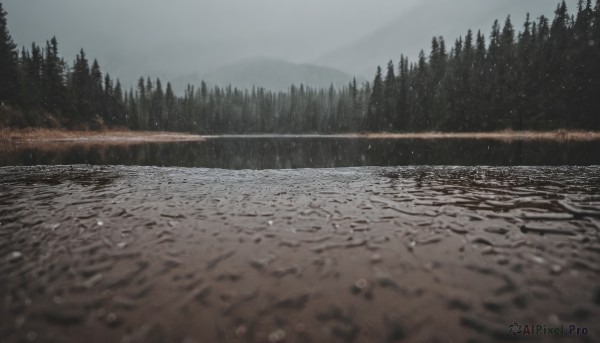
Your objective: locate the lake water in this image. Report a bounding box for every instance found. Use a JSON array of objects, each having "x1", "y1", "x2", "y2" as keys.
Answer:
[
  {"x1": 2, "y1": 137, "x2": 600, "y2": 168},
  {"x1": 1, "y1": 164, "x2": 599, "y2": 342},
  {"x1": 2, "y1": 137, "x2": 599, "y2": 342}
]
